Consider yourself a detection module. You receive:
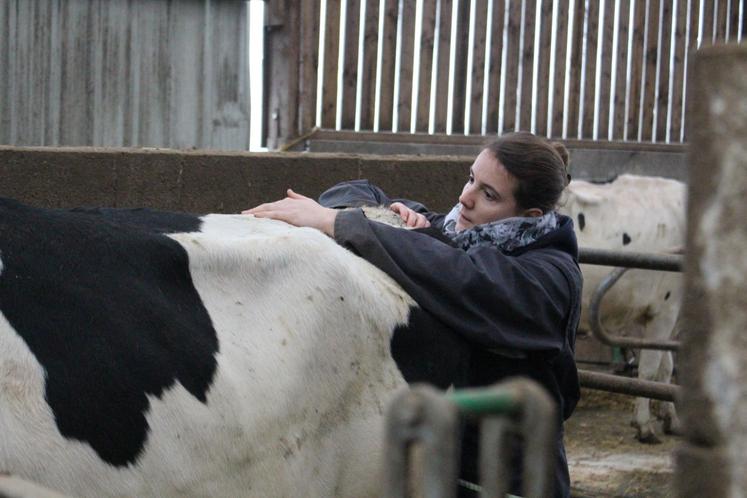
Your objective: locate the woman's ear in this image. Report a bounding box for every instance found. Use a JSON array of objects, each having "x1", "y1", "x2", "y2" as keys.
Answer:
[{"x1": 522, "y1": 207, "x2": 544, "y2": 218}]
